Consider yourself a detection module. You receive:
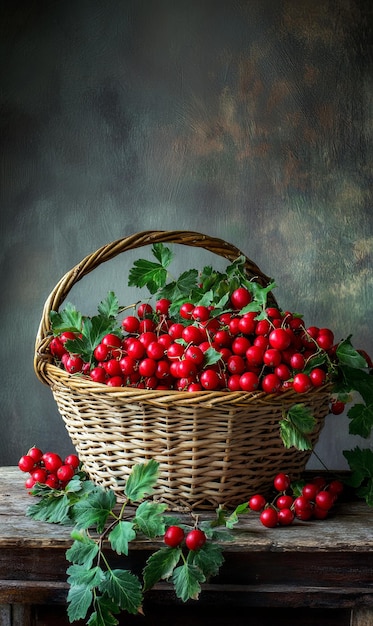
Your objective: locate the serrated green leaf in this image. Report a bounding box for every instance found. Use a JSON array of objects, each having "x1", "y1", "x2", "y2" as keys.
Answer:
[
  {"x1": 128, "y1": 259, "x2": 167, "y2": 294},
  {"x1": 97, "y1": 291, "x2": 119, "y2": 319},
  {"x1": 108, "y1": 521, "x2": 136, "y2": 556},
  {"x1": 26, "y1": 492, "x2": 72, "y2": 525},
  {"x1": 190, "y1": 542, "x2": 224, "y2": 579},
  {"x1": 67, "y1": 583, "x2": 93, "y2": 622},
  {"x1": 88, "y1": 595, "x2": 120, "y2": 626},
  {"x1": 124, "y1": 460, "x2": 159, "y2": 502},
  {"x1": 50, "y1": 304, "x2": 83, "y2": 335},
  {"x1": 347, "y1": 403, "x2": 373, "y2": 438},
  {"x1": 337, "y1": 337, "x2": 368, "y2": 369},
  {"x1": 172, "y1": 562, "x2": 206, "y2": 602},
  {"x1": 151, "y1": 243, "x2": 173, "y2": 267},
  {"x1": 72, "y1": 488, "x2": 116, "y2": 532},
  {"x1": 143, "y1": 546, "x2": 182, "y2": 591},
  {"x1": 134, "y1": 501, "x2": 167, "y2": 538},
  {"x1": 343, "y1": 447, "x2": 373, "y2": 506},
  {"x1": 99, "y1": 569, "x2": 143, "y2": 614},
  {"x1": 66, "y1": 533, "x2": 99, "y2": 568},
  {"x1": 203, "y1": 347, "x2": 223, "y2": 366},
  {"x1": 280, "y1": 404, "x2": 316, "y2": 450},
  {"x1": 158, "y1": 269, "x2": 199, "y2": 304},
  {"x1": 67, "y1": 564, "x2": 106, "y2": 588},
  {"x1": 65, "y1": 315, "x2": 117, "y2": 363}
]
